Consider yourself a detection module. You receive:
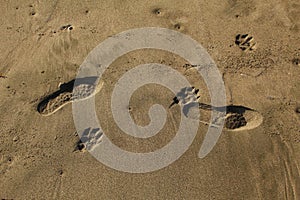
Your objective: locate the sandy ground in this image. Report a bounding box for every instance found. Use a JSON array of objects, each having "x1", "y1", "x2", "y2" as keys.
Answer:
[{"x1": 0, "y1": 0, "x2": 300, "y2": 199}]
